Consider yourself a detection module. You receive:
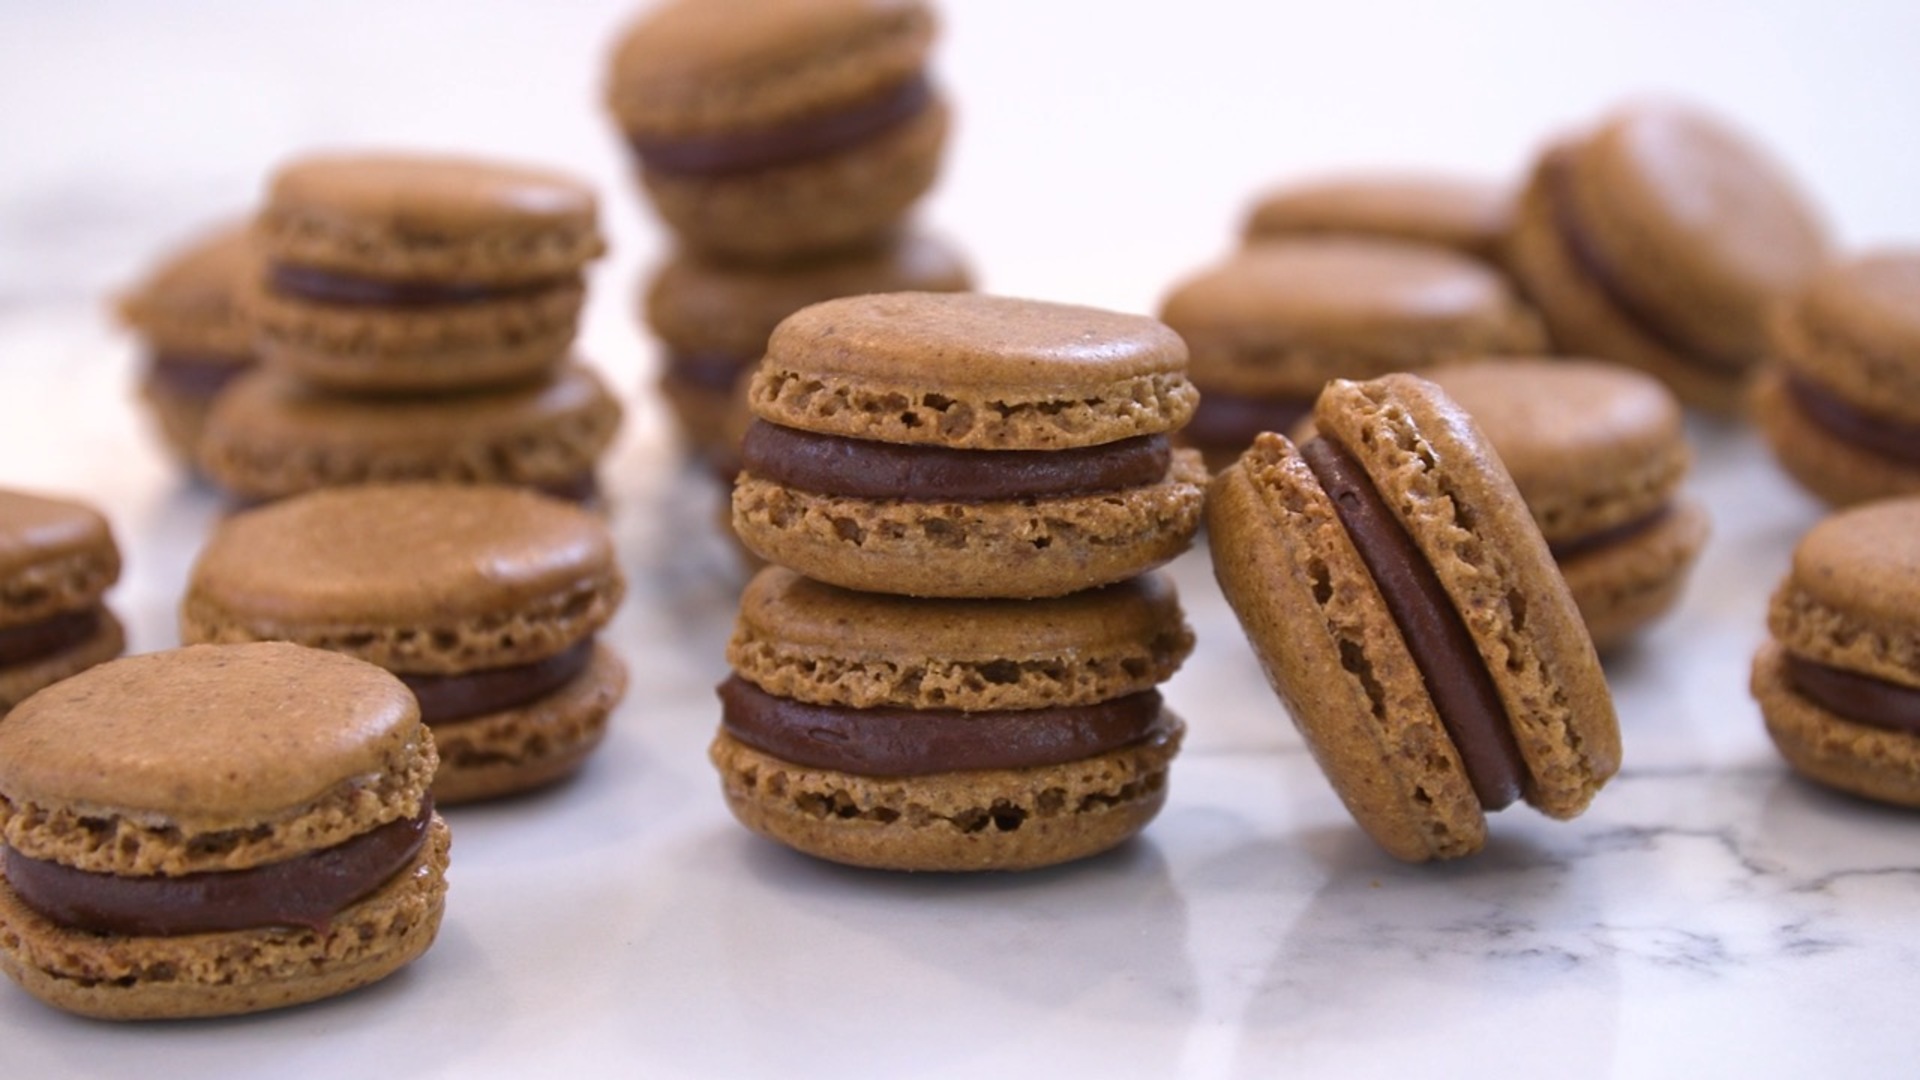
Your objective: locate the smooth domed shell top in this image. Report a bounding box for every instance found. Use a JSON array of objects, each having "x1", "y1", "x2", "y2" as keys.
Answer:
[
  {"x1": 0, "y1": 643, "x2": 419, "y2": 819},
  {"x1": 1788, "y1": 499, "x2": 1920, "y2": 634},
  {"x1": 0, "y1": 489, "x2": 114, "y2": 580},
  {"x1": 1242, "y1": 173, "x2": 1513, "y2": 257}
]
